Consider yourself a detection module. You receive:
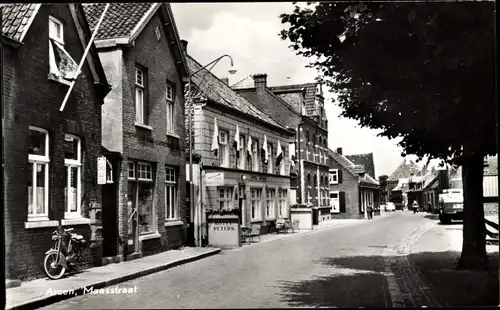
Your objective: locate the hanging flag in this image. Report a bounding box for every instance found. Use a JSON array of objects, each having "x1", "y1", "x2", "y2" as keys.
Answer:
[
  {"x1": 233, "y1": 124, "x2": 240, "y2": 159},
  {"x1": 276, "y1": 140, "x2": 283, "y2": 167},
  {"x1": 288, "y1": 142, "x2": 296, "y2": 167},
  {"x1": 247, "y1": 135, "x2": 252, "y2": 159},
  {"x1": 211, "y1": 117, "x2": 219, "y2": 157},
  {"x1": 261, "y1": 135, "x2": 269, "y2": 165},
  {"x1": 49, "y1": 39, "x2": 79, "y2": 81}
]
